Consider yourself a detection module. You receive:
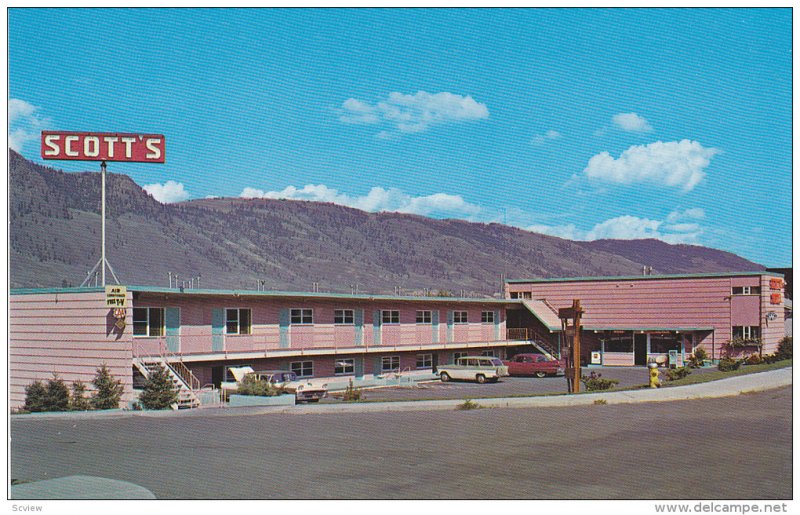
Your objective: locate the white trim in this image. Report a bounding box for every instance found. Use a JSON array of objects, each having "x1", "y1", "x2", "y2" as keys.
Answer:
[
  {"x1": 381, "y1": 309, "x2": 400, "y2": 324},
  {"x1": 290, "y1": 307, "x2": 314, "y2": 325},
  {"x1": 334, "y1": 309, "x2": 355, "y2": 325},
  {"x1": 225, "y1": 307, "x2": 252, "y2": 336},
  {"x1": 175, "y1": 339, "x2": 528, "y2": 363},
  {"x1": 132, "y1": 306, "x2": 165, "y2": 338},
  {"x1": 289, "y1": 360, "x2": 314, "y2": 378}
]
